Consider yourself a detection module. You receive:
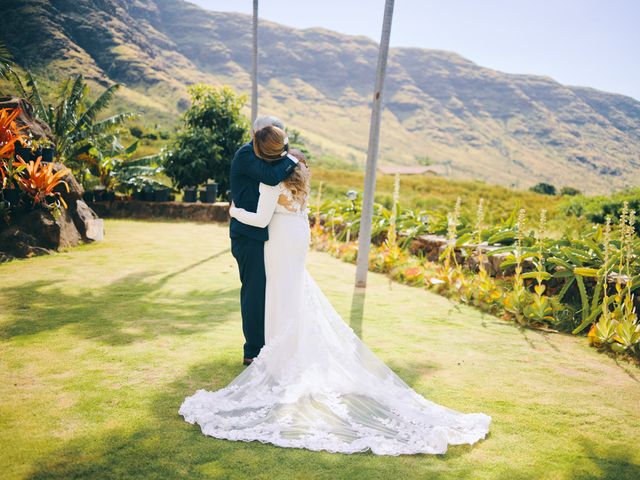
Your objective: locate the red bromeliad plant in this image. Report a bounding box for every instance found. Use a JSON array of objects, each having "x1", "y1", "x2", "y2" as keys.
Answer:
[
  {"x1": 14, "y1": 156, "x2": 70, "y2": 209},
  {"x1": 0, "y1": 107, "x2": 28, "y2": 187}
]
